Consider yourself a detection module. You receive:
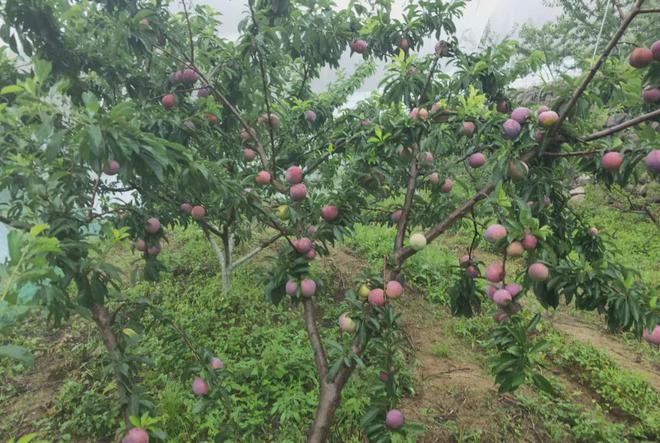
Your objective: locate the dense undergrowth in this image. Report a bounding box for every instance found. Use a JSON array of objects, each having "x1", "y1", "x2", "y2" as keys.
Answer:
[{"x1": 1, "y1": 185, "x2": 659, "y2": 442}]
